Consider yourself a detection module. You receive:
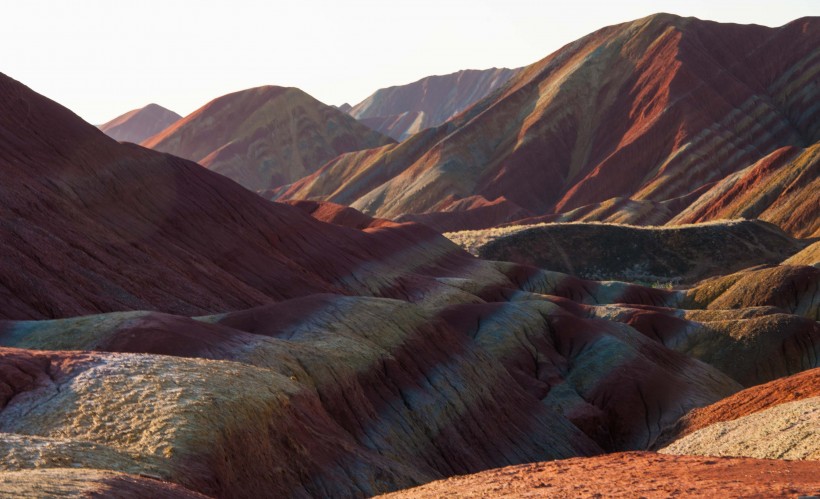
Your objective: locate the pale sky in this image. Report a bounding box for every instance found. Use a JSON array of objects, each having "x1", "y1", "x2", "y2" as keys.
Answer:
[{"x1": 1, "y1": 0, "x2": 817, "y2": 124}]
